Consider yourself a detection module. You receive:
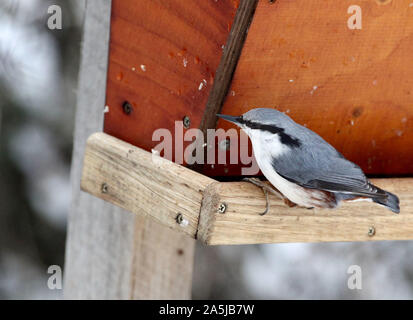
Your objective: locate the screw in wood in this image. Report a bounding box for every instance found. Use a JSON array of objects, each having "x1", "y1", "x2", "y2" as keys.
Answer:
[
  {"x1": 218, "y1": 203, "x2": 227, "y2": 214},
  {"x1": 368, "y1": 226, "x2": 376, "y2": 237},
  {"x1": 219, "y1": 138, "x2": 231, "y2": 151},
  {"x1": 101, "y1": 183, "x2": 108, "y2": 194},
  {"x1": 176, "y1": 213, "x2": 184, "y2": 224},
  {"x1": 122, "y1": 101, "x2": 133, "y2": 115},
  {"x1": 175, "y1": 213, "x2": 189, "y2": 227},
  {"x1": 183, "y1": 116, "x2": 191, "y2": 128}
]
